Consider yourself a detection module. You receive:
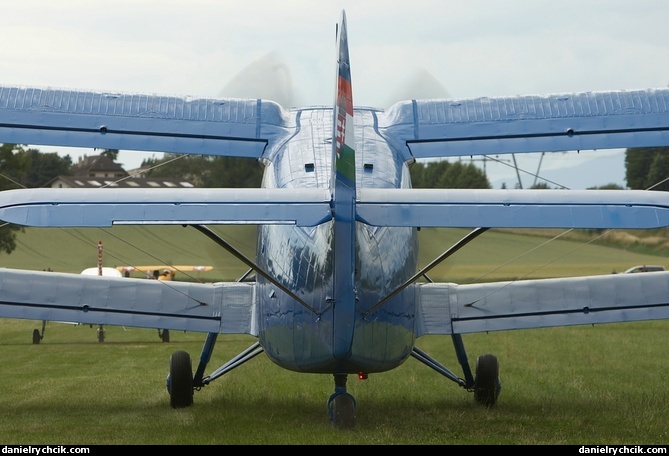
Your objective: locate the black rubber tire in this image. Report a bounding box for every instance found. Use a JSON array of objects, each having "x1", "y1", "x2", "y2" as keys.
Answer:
[
  {"x1": 331, "y1": 394, "x2": 356, "y2": 429},
  {"x1": 474, "y1": 353, "x2": 499, "y2": 407},
  {"x1": 32, "y1": 329, "x2": 41, "y2": 345},
  {"x1": 169, "y1": 350, "x2": 193, "y2": 408}
]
